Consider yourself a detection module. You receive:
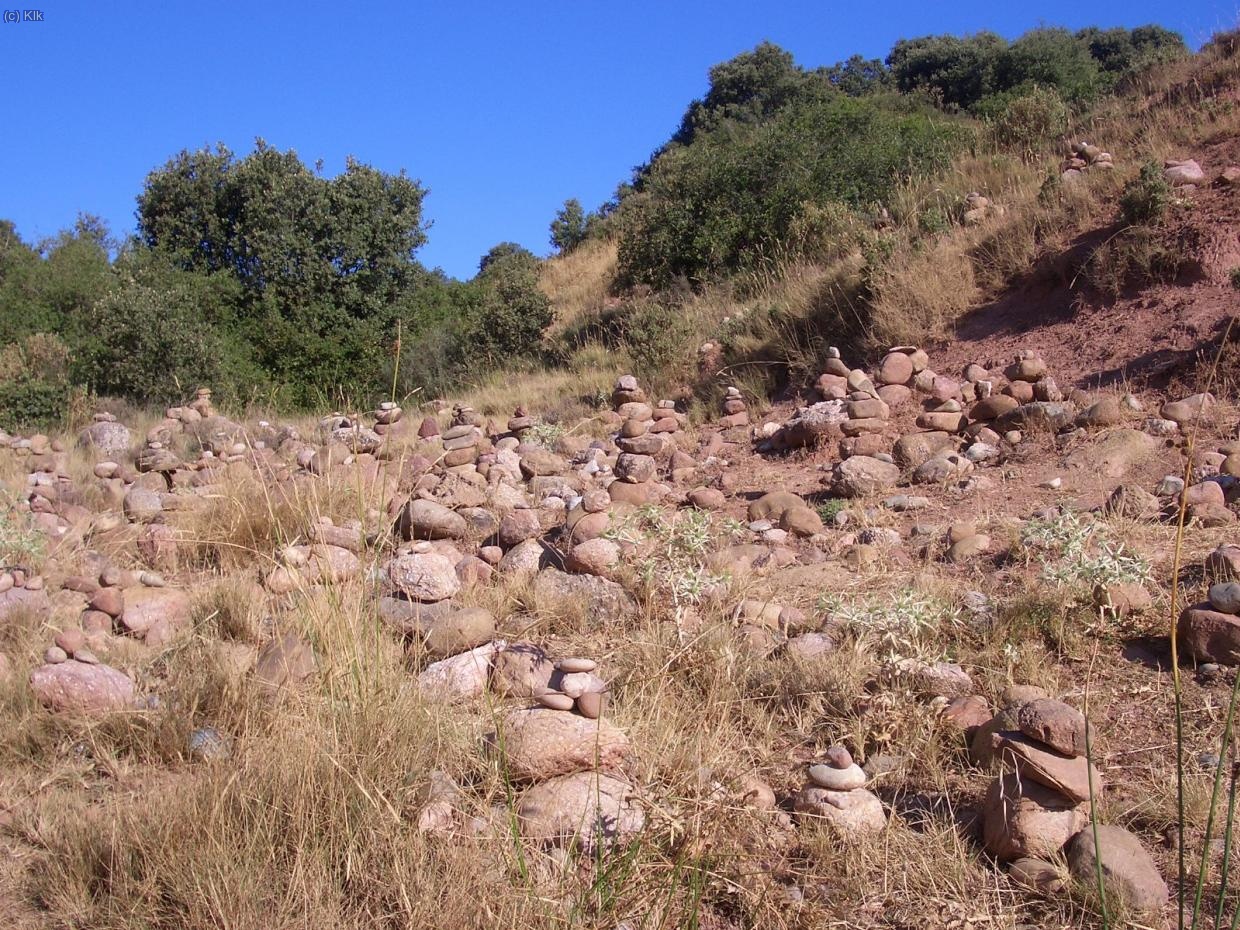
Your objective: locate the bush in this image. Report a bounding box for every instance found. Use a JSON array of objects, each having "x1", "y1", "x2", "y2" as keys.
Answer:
[
  {"x1": 0, "y1": 332, "x2": 75, "y2": 430},
  {"x1": 618, "y1": 94, "x2": 967, "y2": 287},
  {"x1": 1119, "y1": 161, "x2": 1171, "y2": 226},
  {"x1": 549, "y1": 199, "x2": 588, "y2": 254},
  {"x1": 981, "y1": 86, "x2": 1070, "y2": 160}
]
